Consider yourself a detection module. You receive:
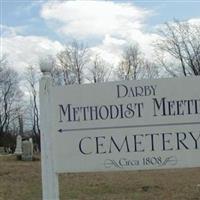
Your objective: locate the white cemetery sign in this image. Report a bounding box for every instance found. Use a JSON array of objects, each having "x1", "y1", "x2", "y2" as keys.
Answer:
[{"x1": 39, "y1": 65, "x2": 200, "y2": 200}]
